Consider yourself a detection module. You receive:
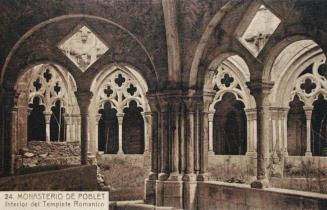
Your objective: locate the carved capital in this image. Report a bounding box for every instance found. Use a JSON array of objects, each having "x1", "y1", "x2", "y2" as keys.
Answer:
[
  {"x1": 199, "y1": 91, "x2": 215, "y2": 112},
  {"x1": 246, "y1": 80, "x2": 274, "y2": 107},
  {"x1": 75, "y1": 91, "x2": 93, "y2": 114},
  {"x1": 146, "y1": 93, "x2": 160, "y2": 112},
  {"x1": 117, "y1": 113, "x2": 124, "y2": 124},
  {"x1": 43, "y1": 111, "x2": 52, "y2": 123},
  {"x1": 303, "y1": 106, "x2": 313, "y2": 120}
]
